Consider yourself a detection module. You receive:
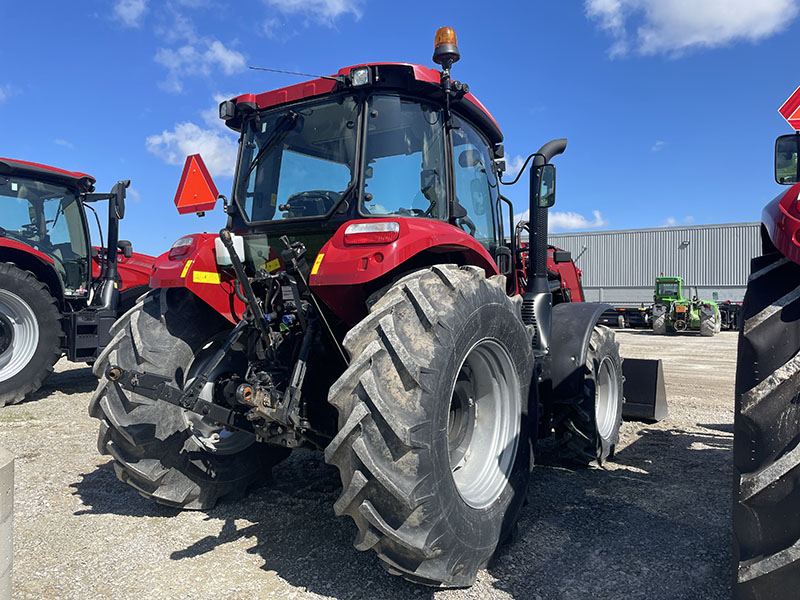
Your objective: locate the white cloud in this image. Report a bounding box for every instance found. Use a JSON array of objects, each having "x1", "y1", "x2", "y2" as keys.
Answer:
[
  {"x1": 0, "y1": 87, "x2": 6, "y2": 102},
  {"x1": 651, "y1": 140, "x2": 665, "y2": 152},
  {"x1": 0, "y1": 84, "x2": 16, "y2": 102},
  {"x1": 147, "y1": 121, "x2": 237, "y2": 177},
  {"x1": 113, "y1": 0, "x2": 148, "y2": 27},
  {"x1": 264, "y1": 0, "x2": 363, "y2": 23},
  {"x1": 513, "y1": 209, "x2": 609, "y2": 232},
  {"x1": 146, "y1": 96, "x2": 238, "y2": 177},
  {"x1": 586, "y1": 0, "x2": 799, "y2": 57},
  {"x1": 504, "y1": 155, "x2": 526, "y2": 180},
  {"x1": 155, "y1": 41, "x2": 245, "y2": 93},
  {"x1": 128, "y1": 188, "x2": 142, "y2": 204},
  {"x1": 662, "y1": 216, "x2": 677, "y2": 226},
  {"x1": 54, "y1": 139, "x2": 74, "y2": 149},
  {"x1": 683, "y1": 215, "x2": 694, "y2": 224}
]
